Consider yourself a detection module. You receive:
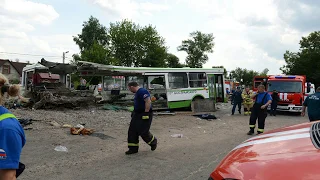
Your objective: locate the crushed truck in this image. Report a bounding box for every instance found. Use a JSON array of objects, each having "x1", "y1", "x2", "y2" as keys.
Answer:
[
  {"x1": 20, "y1": 59, "x2": 97, "y2": 109},
  {"x1": 253, "y1": 75, "x2": 313, "y2": 113}
]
